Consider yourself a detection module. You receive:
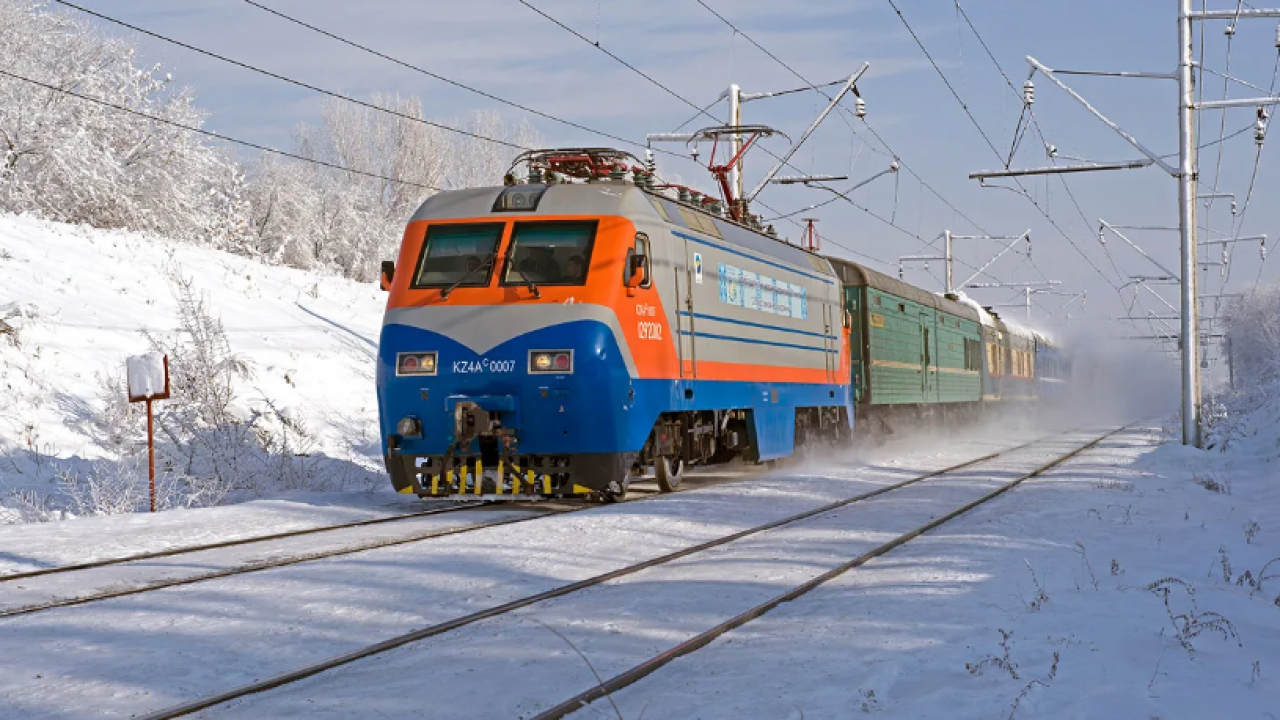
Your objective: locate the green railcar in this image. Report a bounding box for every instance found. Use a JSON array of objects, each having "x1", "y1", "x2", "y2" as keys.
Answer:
[{"x1": 828, "y1": 259, "x2": 983, "y2": 408}]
